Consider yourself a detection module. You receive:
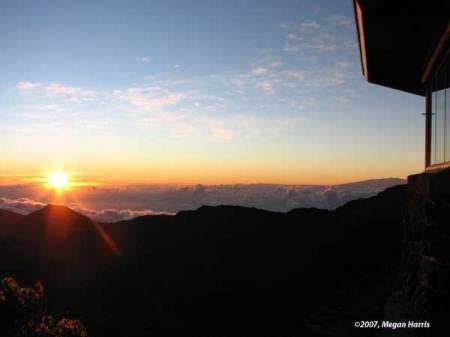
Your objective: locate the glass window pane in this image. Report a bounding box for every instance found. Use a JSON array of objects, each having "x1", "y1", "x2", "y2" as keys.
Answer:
[
  {"x1": 431, "y1": 89, "x2": 437, "y2": 165},
  {"x1": 430, "y1": 53, "x2": 449, "y2": 166},
  {"x1": 446, "y1": 84, "x2": 450, "y2": 162},
  {"x1": 435, "y1": 87, "x2": 445, "y2": 164}
]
